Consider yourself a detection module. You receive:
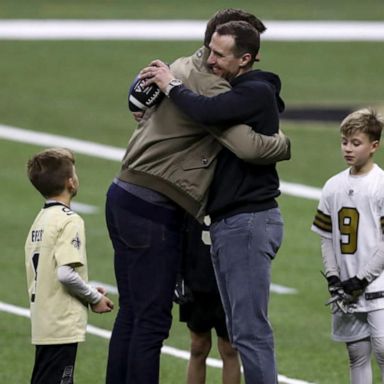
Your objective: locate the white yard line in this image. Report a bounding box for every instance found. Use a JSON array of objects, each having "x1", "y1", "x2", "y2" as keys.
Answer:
[
  {"x1": 89, "y1": 280, "x2": 298, "y2": 296},
  {"x1": 271, "y1": 283, "x2": 298, "y2": 294},
  {"x1": 71, "y1": 201, "x2": 99, "y2": 214},
  {"x1": 0, "y1": 300, "x2": 315, "y2": 384},
  {"x1": 0, "y1": 20, "x2": 384, "y2": 41},
  {"x1": 0, "y1": 124, "x2": 124, "y2": 161},
  {"x1": 0, "y1": 123, "x2": 321, "y2": 201}
]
